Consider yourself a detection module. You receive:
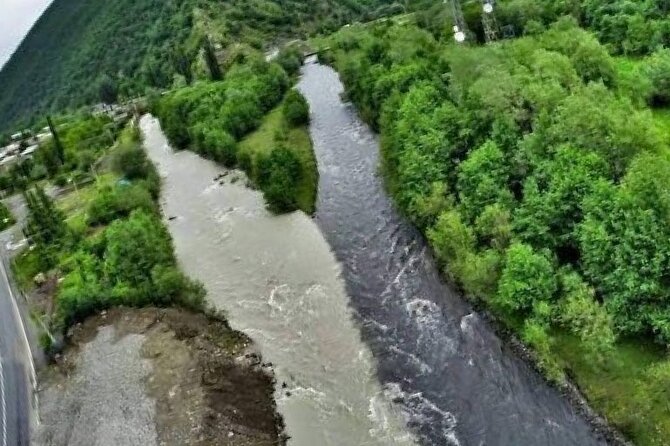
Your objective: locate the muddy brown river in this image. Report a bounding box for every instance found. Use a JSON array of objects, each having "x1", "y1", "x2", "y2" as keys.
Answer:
[{"x1": 141, "y1": 116, "x2": 415, "y2": 445}]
